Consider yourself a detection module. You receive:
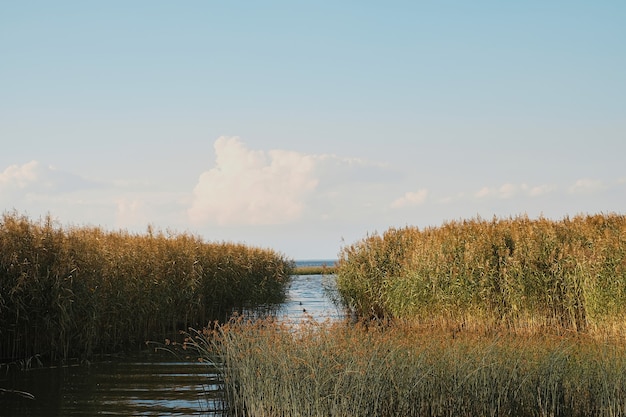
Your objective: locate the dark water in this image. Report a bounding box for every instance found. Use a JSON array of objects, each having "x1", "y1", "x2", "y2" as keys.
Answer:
[
  {"x1": 0, "y1": 273, "x2": 340, "y2": 416},
  {"x1": 0, "y1": 358, "x2": 224, "y2": 417}
]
